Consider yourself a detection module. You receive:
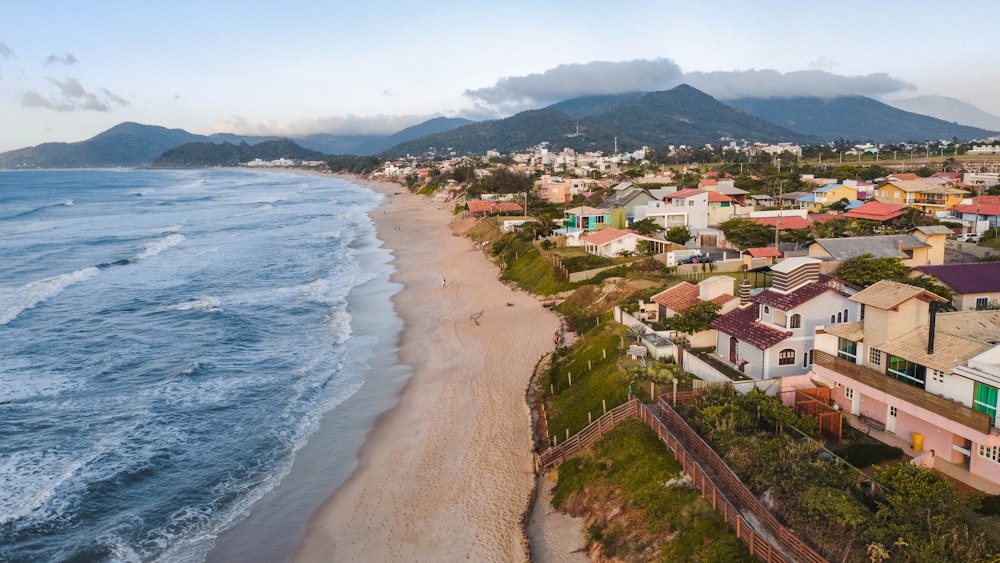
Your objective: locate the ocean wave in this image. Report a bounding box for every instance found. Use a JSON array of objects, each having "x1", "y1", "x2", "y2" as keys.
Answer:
[
  {"x1": 133, "y1": 234, "x2": 186, "y2": 261},
  {"x1": 172, "y1": 297, "x2": 222, "y2": 313},
  {"x1": 0, "y1": 267, "x2": 100, "y2": 325}
]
